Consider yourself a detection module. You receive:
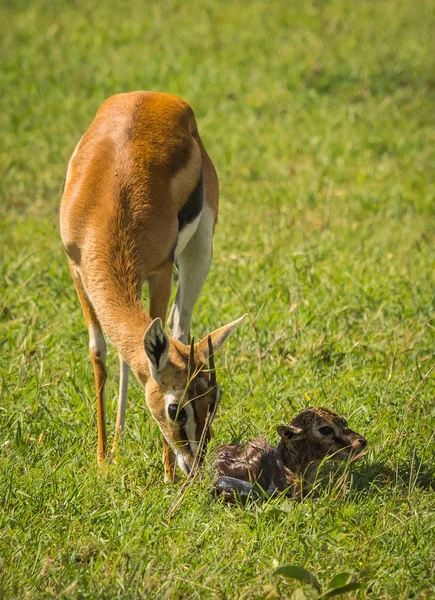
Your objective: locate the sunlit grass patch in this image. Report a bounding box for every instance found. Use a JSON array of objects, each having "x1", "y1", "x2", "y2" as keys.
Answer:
[{"x1": 1, "y1": 0, "x2": 434, "y2": 598}]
